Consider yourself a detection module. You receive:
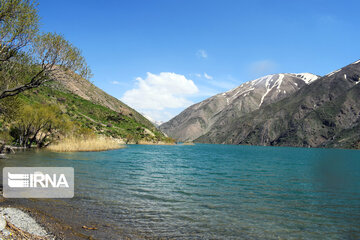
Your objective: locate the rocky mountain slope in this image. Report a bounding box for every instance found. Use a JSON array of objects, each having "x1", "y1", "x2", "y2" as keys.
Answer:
[
  {"x1": 196, "y1": 60, "x2": 360, "y2": 149},
  {"x1": 51, "y1": 68, "x2": 155, "y2": 130},
  {"x1": 160, "y1": 73, "x2": 319, "y2": 142}
]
